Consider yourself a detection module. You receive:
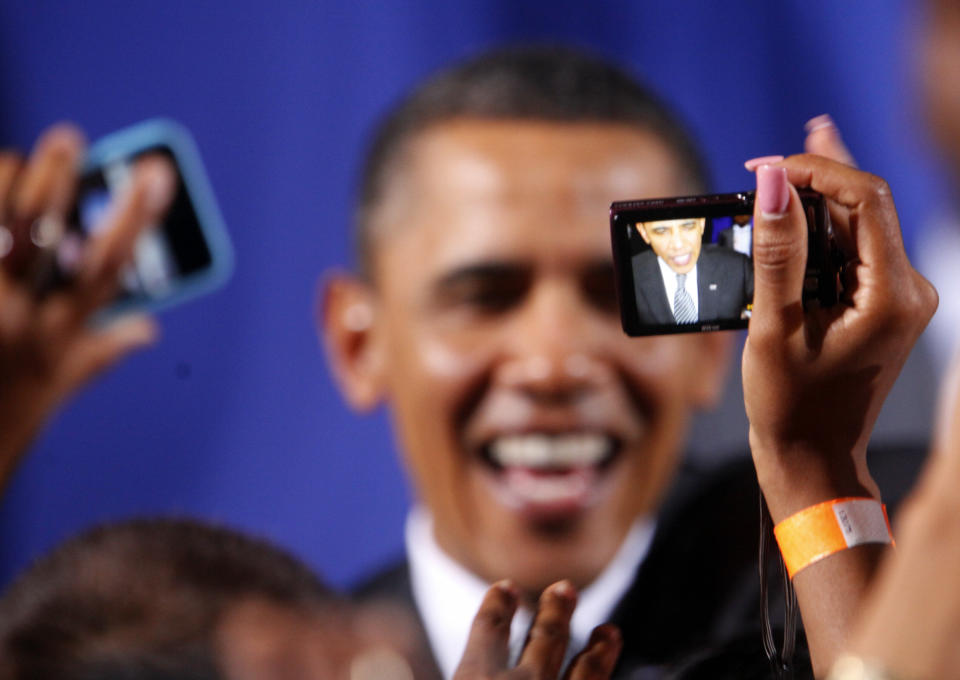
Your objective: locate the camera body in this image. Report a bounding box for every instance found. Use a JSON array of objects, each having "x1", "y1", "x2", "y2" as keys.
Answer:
[{"x1": 610, "y1": 189, "x2": 840, "y2": 336}]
